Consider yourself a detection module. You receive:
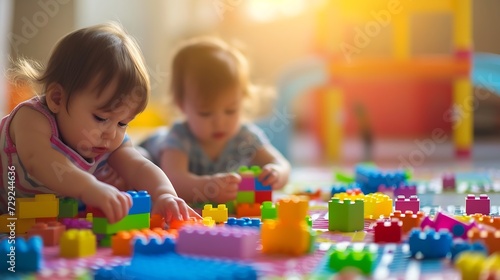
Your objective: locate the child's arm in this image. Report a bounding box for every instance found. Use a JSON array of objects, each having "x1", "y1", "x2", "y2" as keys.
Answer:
[
  {"x1": 11, "y1": 107, "x2": 131, "y2": 223},
  {"x1": 251, "y1": 144, "x2": 291, "y2": 190},
  {"x1": 159, "y1": 148, "x2": 240, "y2": 204},
  {"x1": 106, "y1": 142, "x2": 201, "y2": 221}
]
